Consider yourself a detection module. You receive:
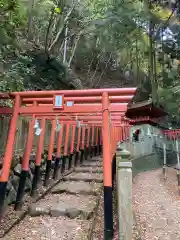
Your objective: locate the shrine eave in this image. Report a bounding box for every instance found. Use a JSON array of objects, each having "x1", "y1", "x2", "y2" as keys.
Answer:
[
  {"x1": 125, "y1": 99, "x2": 167, "y2": 119},
  {"x1": 129, "y1": 119, "x2": 167, "y2": 129}
]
